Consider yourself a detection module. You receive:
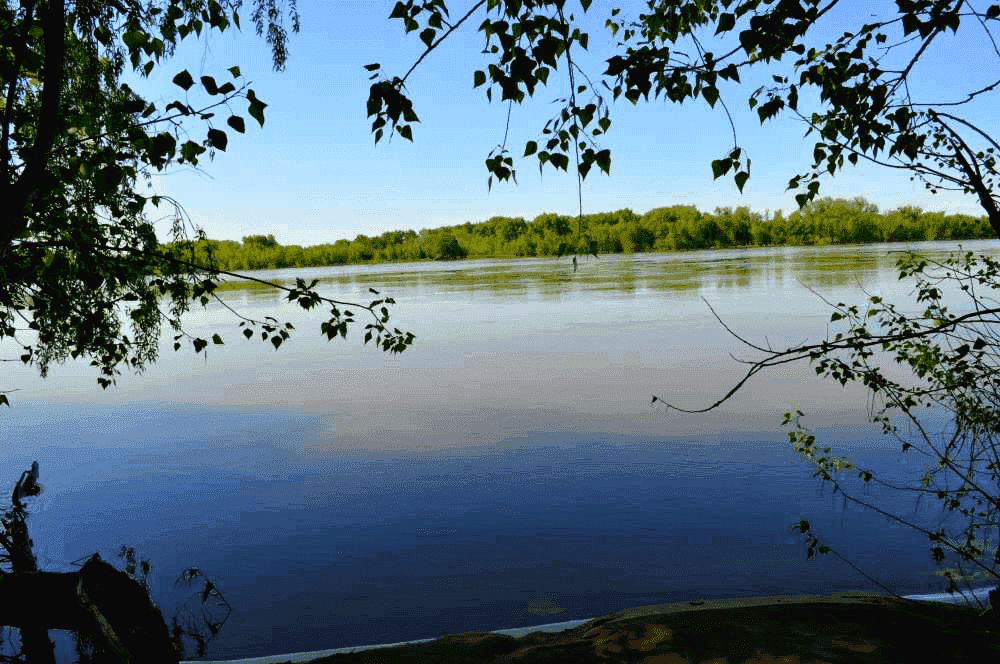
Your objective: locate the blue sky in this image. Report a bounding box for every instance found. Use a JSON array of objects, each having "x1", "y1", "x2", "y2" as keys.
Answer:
[{"x1": 134, "y1": 0, "x2": 997, "y2": 247}]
